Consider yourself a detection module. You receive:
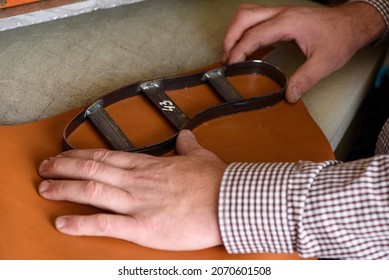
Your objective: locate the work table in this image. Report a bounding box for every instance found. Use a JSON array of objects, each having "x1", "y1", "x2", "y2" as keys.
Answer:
[{"x1": 0, "y1": 0, "x2": 385, "y2": 156}]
